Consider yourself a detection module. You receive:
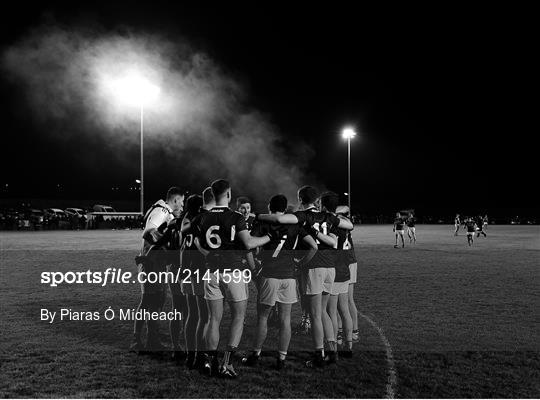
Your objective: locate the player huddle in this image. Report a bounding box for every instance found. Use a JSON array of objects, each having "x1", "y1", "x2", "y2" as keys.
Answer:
[{"x1": 131, "y1": 180, "x2": 359, "y2": 378}]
